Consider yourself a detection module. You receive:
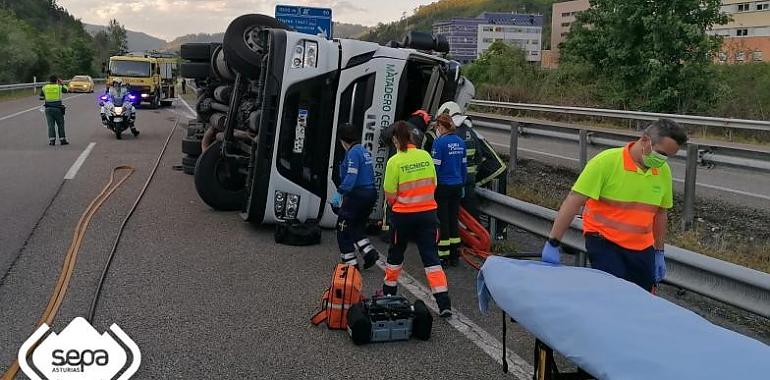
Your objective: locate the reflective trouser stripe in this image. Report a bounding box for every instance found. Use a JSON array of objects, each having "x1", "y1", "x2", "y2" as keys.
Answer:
[
  {"x1": 355, "y1": 238, "x2": 371, "y2": 247},
  {"x1": 467, "y1": 166, "x2": 478, "y2": 174},
  {"x1": 362, "y1": 245, "x2": 375, "y2": 254},
  {"x1": 466, "y1": 148, "x2": 476, "y2": 156},
  {"x1": 438, "y1": 239, "x2": 450, "y2": 257},
  {"x1": 425, "y1": 265, "x2": 448, "y2": 294},
  {"x1": 384, "y1": 264, "x2": 402, "y2": 287},
  {"x1": 341, "y1": 252, "x2": 357, "y2": 265},
  {"x1": 449, "y1": 237, "x2": 461, "y2": 244}
]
